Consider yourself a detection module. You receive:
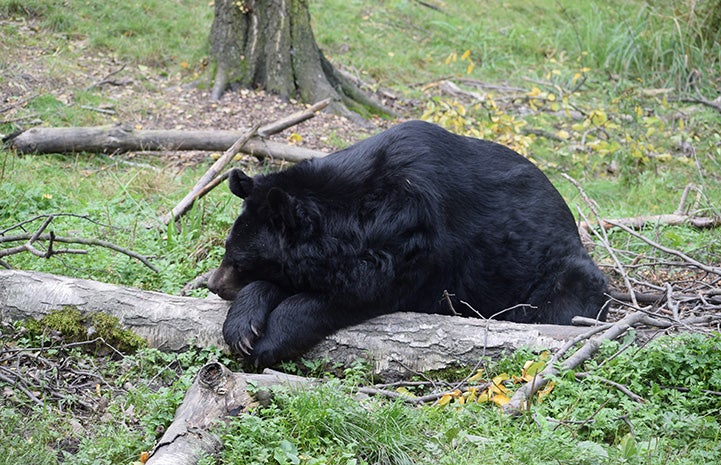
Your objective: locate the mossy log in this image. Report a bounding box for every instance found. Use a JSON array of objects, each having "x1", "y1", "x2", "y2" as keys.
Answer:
[{"x1": 0, "y1": 269, "x2": 591, "y2": 379}]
